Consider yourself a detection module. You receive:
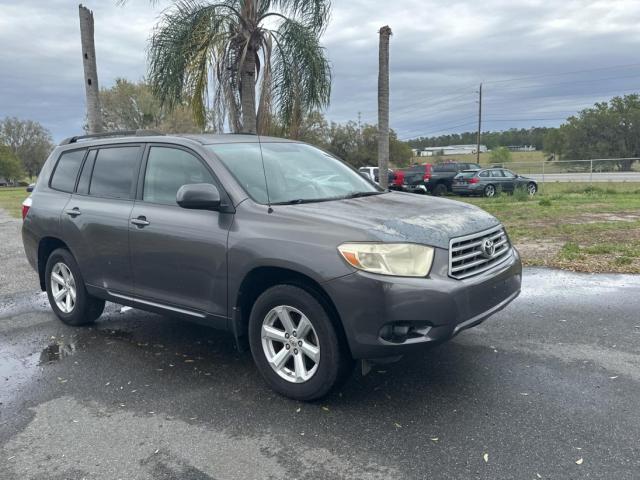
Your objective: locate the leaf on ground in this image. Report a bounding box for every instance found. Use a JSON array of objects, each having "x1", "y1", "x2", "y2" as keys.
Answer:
[
  {"x1": 575, "y1": 458, "x2": 584, "y2": 465},
  {"x1": 483, "y1": 453, "x2": 489, "y2": 463},
  {"x1": 394, "y1": 422, "x2": 402, "y2": 428},
  {"x1": 296, "y1": 408, "x2": 301, "y2": 413},
  {"x1": 430, "y1": 437, "x2": 439, "y2": 442},
  {"x1": 321, "y1": 406, "x2": 329, "y2": 411},
  {"x1": 609, "y1": 376, "x2": 618, "y2": 379}
]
